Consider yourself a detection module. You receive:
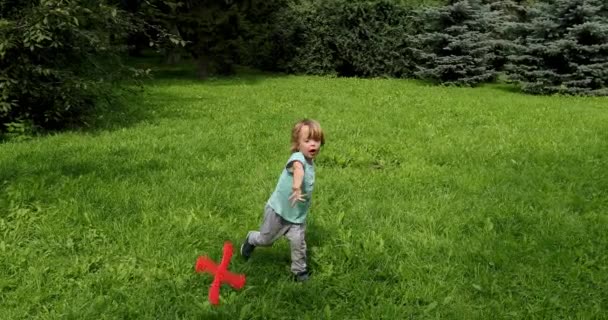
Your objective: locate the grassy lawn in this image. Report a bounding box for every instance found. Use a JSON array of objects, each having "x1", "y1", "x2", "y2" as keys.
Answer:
[{"x1": 1, "y1": 64, "x2": 607, "y2": 319}]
